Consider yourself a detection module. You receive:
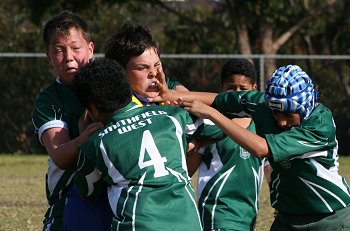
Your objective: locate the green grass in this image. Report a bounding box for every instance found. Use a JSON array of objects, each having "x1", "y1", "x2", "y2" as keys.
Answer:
[
  {"x1": 0, "y1": 155, "x2": 47, "y2": 231},
  {"x1": 0, "y1": 154, "x2": 349, "y2": 231}
]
